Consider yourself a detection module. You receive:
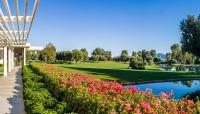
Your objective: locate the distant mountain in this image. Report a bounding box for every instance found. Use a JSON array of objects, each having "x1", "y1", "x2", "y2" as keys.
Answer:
[{"x1": 157, "y1": 53, "x2": 166, "y2": 60}]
